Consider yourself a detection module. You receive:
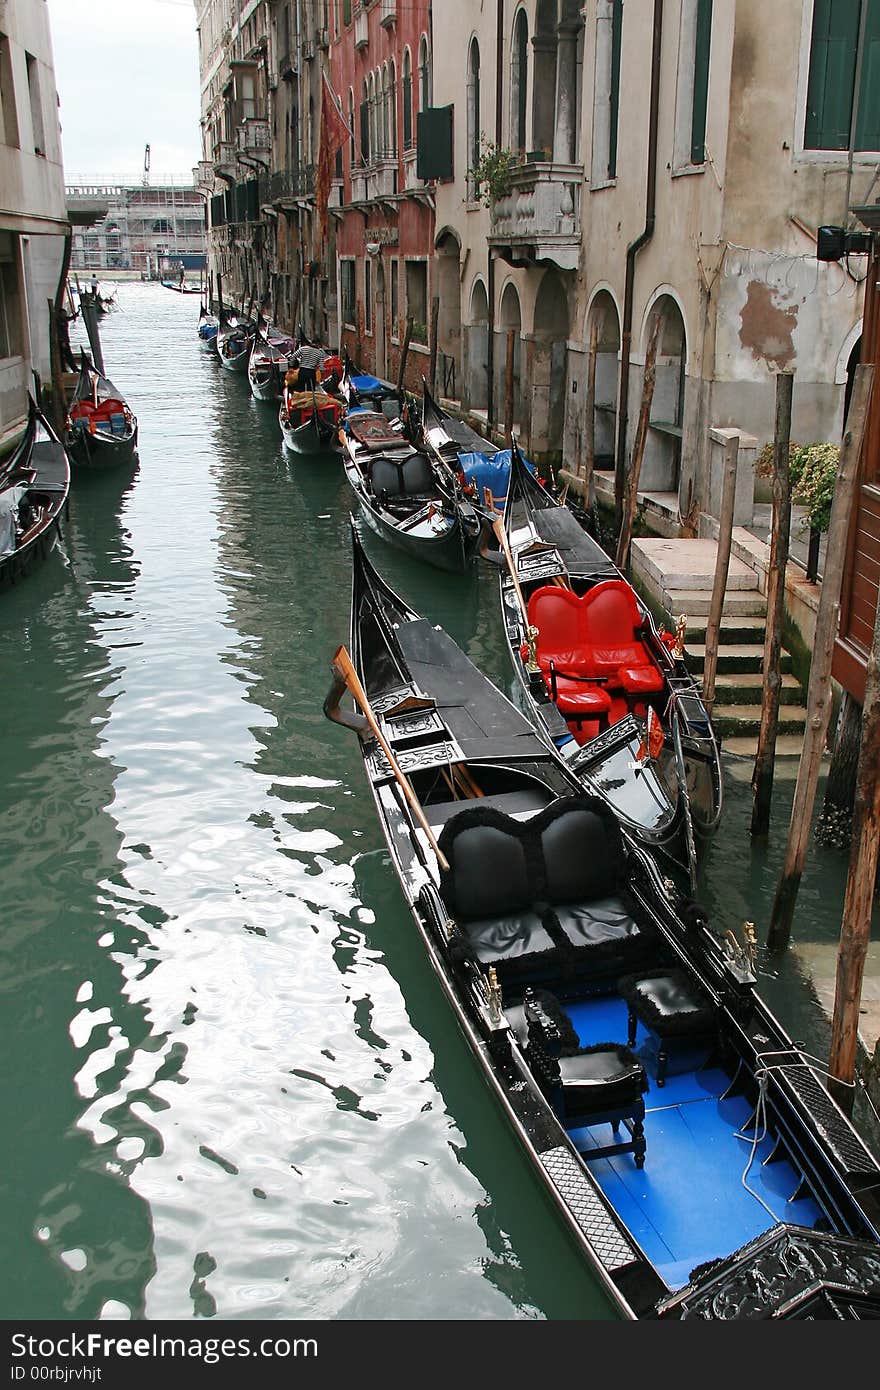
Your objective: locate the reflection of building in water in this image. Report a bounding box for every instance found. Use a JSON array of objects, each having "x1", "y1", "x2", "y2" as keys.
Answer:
[
  {"x1": 66, "y1": 184, "x2": 206, "y2": 277},
  {"x1": 0, "y1": 0, "x2": 68, "y2": 450}
]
